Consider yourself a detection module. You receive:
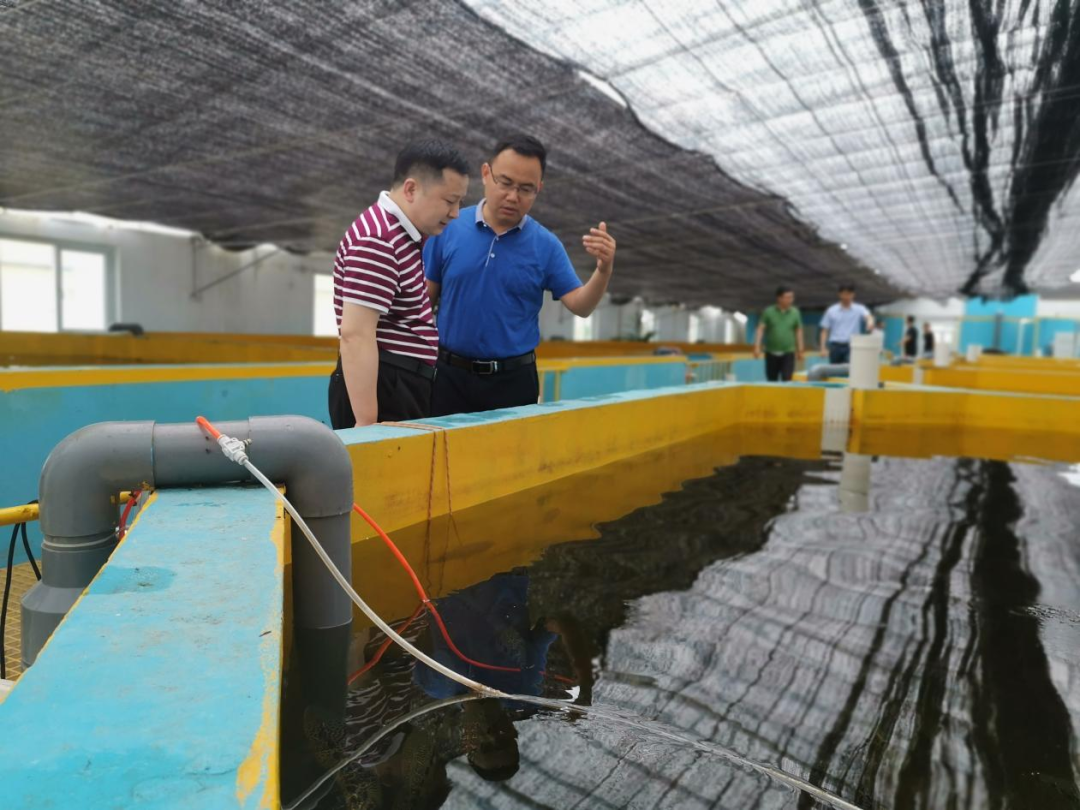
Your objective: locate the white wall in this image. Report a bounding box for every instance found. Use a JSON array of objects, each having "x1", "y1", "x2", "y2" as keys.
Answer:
[
  {"x1": 876, "y1": 296, "x2": 966, "y2": 319},
  {"x1": 538, "y1": 293, "x2": 650, "y2": 342},
  {"x1": 593, "y1": 297, "x2": 645, "y2": 340},
  {"x1": 873, "y1": 294, "x2": 1080, "y2": 321},
  {"x1": 539, "y1": 295, "x2": 742, "y2": 345},
  {"x1": 1036, "y1": 297, "x2": 1080, "y2": 318},
  {"x1": 539, "y1": 294, "x2": 576, "y2": 341},
  {"x1": 695, "y1": 306, "x2": 737, "y2": 343},
  {"x1": 0, "y1": 209, "x2": 331, "y2": 335},
  {"x1": 653, "y1": 305, "x2": 690, "y2": 343}
]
